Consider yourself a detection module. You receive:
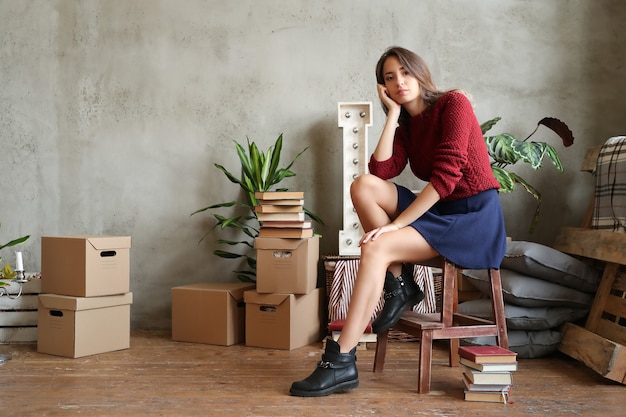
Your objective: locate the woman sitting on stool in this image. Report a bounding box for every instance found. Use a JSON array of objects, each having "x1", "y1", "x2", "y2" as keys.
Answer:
[{"x1": 290, "y1": 46, "x2": 506, "y2": 397}]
